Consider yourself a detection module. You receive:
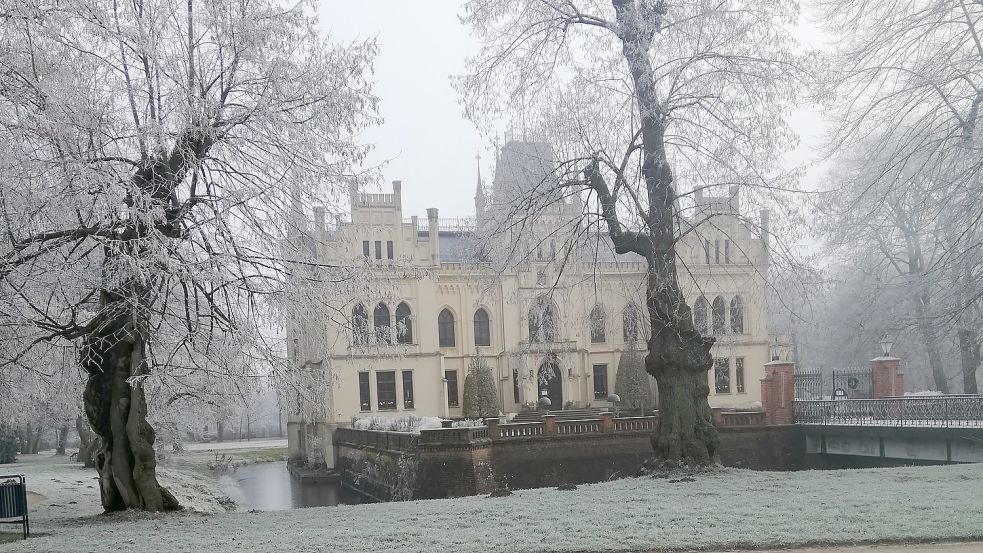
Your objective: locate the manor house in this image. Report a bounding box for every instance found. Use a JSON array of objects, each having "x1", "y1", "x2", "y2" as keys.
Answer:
[{"x1": 287, "y1": 141, "x2": 772, "y2": 462}]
